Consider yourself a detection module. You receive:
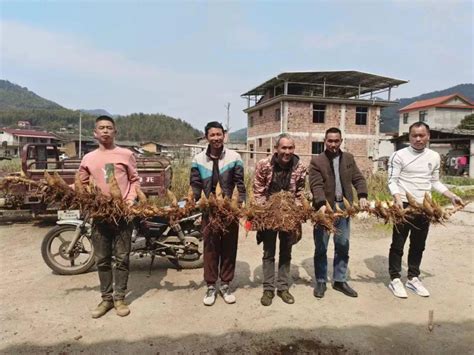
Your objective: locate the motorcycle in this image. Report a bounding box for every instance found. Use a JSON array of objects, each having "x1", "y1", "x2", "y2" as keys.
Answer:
[{"x1": 41, "y1": 203, "x2": 203, "y2": 275}]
